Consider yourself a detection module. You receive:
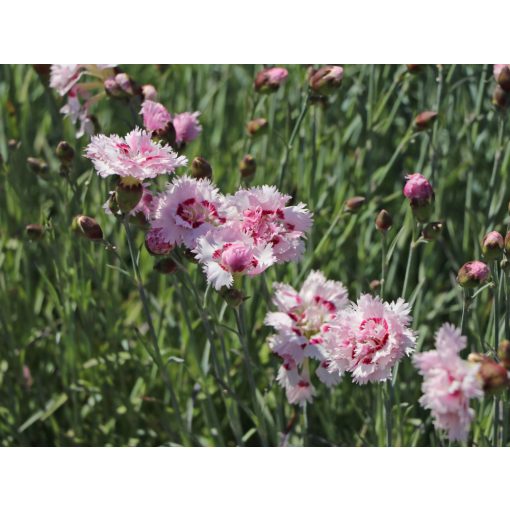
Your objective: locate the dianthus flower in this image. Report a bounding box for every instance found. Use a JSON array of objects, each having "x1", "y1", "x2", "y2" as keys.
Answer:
[
  {"x1": 323, "y1": 294, "x2": 416, "y2": 384},
  {"x1": 265, "y1": 271, "x2": 348, "y2": 405},
  {"x1": 173, "y1": 112, "x2": 202, "y2": 144},
  {"x1": 414, "y1": 323, "x2": 483, "y2": 442},
  {"x1": 225, "y1": 186, "x2": 313, "y2": 263},
  {"x1": 140, "y1": 100, "x2": 172, "y2": 132}
]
